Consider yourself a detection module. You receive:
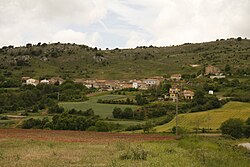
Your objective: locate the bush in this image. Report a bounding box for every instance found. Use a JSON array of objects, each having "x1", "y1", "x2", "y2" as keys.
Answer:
[
  {"x1": 94, "y1": 121, "x2": 120, "y2": 132},
  {"x1": 119, "y1": 144, "x2": 149, "y2": 160},
  {"x1": 112, "y1": 107, "x2": 123, "y2": 119},
  {"x1": 126, "y1": 124, "x2": 143, "y2": 131},
  {"x1": 21, "y1": 117, "x2": 49, "y2": 129},
  {"x1": 172, "y1": 126, "x2": 187, "y2": 135},
  {"x1": 143, "y1": 121, "x2": 153, "y2": 133},
  {"x1": 0, "y1": 116, "x2": 8, "y2": 120},
  {"x1": 48, "y1": 104, "x2": 64, "y2": 114},
  {"x1": 220, "y1": 118, "x2": 245, "y2": 138},
  {"x1": 243, "y1": 125, "x2": 250, "y2": 138}
]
